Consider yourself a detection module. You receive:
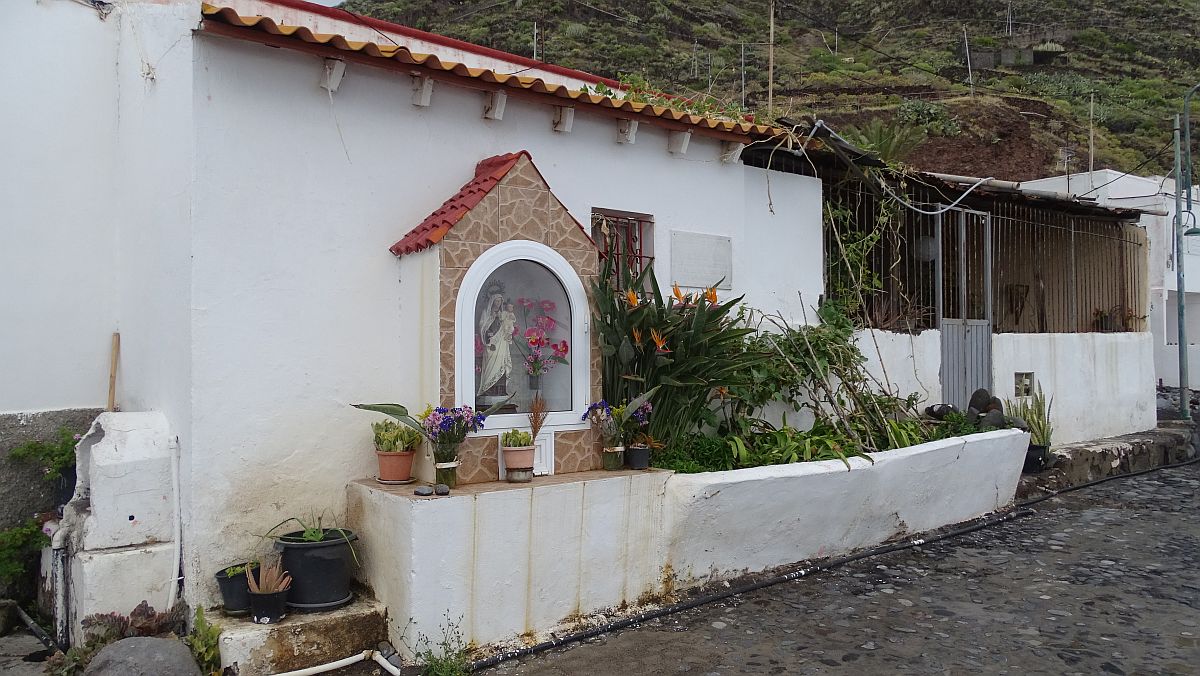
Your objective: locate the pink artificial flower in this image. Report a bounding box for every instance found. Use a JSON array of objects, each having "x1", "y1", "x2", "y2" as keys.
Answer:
[
  {"x1": 540, "y1": 299, "x2": 556, "y2": 312},
  {"x1": 474, "y1": 335, "x2": 485, "y2": 355},
  {"x1": 518, "y1": 298, "x2": 534, "y2": 309},
  {"x1": 535, "y1": 315, "x2": 557, "y2": 332}
]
